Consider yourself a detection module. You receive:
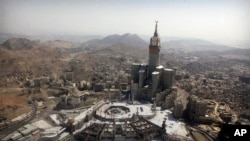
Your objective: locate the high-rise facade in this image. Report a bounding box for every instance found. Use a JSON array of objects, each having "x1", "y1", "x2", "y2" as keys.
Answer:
[
  {"x1": 148, "y1": 21, "x2": 161, "y2": 78},
  {"x1": 130, "y1": 22, "x2": 175, "y2": 107}
]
